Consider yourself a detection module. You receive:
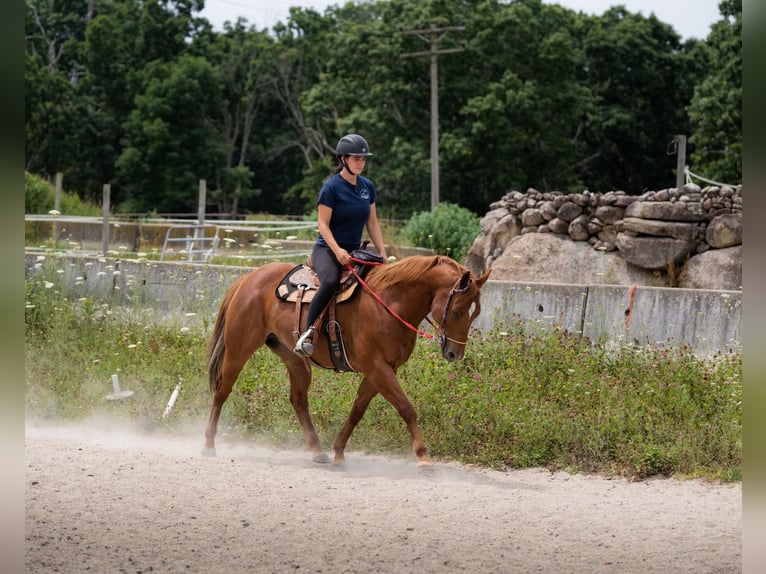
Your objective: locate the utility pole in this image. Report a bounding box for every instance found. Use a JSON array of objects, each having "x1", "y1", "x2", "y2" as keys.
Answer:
[{"x1": 401, "y1": 24, "x2": 465, "y2": 210}]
